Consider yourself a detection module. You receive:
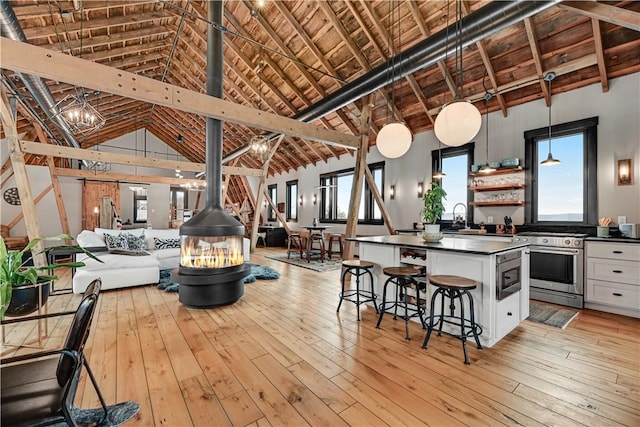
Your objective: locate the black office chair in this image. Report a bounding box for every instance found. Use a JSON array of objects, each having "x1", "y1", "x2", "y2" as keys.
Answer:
[{"x1": 1, "y1": 279, "x2": 139, "y2": 426}]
